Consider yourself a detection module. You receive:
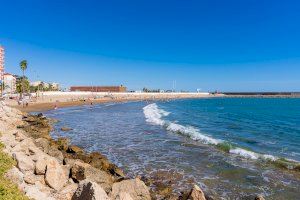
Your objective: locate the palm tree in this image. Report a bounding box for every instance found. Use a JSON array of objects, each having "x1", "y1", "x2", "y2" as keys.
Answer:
[{"x1": 20, "y1": 60, "x2": 28, "y2": 97}]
